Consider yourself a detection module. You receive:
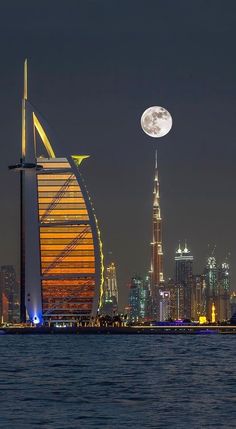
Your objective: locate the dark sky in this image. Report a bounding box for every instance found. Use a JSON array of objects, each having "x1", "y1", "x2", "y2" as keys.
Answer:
[{"x1": 1, "y1": 0, "x2": 236, "y2": 308}]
